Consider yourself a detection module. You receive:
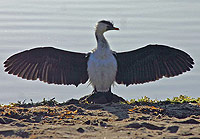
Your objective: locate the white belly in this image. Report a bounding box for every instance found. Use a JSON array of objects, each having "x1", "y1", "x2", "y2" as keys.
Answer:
[{"x1": 87, "y1": 50, "x2": 117, "y2": 92}]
